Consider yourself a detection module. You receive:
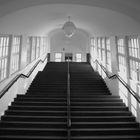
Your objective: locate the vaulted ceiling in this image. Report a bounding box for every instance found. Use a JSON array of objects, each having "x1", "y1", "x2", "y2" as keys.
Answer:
[
  {"x1": 0, "y1": 0, "x2": 140, "y2": 22},
  {"x1": 0, "y1": 0, "x2": 140, "y2": 36}
]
